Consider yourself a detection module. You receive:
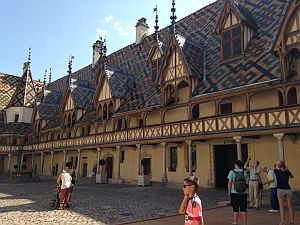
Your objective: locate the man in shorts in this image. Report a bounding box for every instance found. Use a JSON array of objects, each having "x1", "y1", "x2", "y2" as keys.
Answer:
[{"x1": 228, "y1": 160, "x2": 248, "y2": 225}]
